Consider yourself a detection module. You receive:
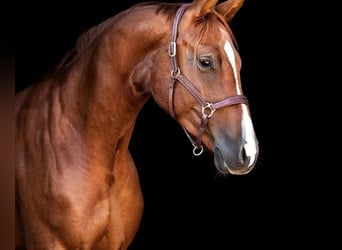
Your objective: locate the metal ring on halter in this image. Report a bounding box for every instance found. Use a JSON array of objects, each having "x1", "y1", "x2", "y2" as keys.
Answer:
[
  {"x1": 192, "y1": 144, "x2": 204, "y2": 156},
  {"x1": 171, "y1": 68, "x2": 180, "y2": 78},
  {"x1": 202, "y1": 102, "x2": 216, "y2": 118}
]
